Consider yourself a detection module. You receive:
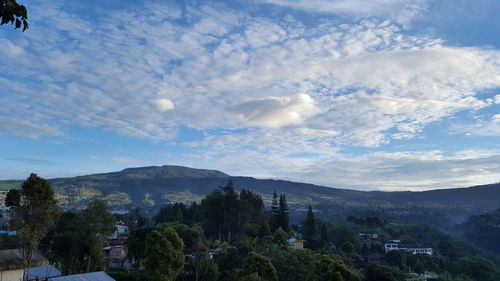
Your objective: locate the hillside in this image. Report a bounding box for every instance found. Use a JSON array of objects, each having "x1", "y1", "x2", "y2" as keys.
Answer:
[{"x1": 2, "y1": 165, "x2": 500, "y2": 215}]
